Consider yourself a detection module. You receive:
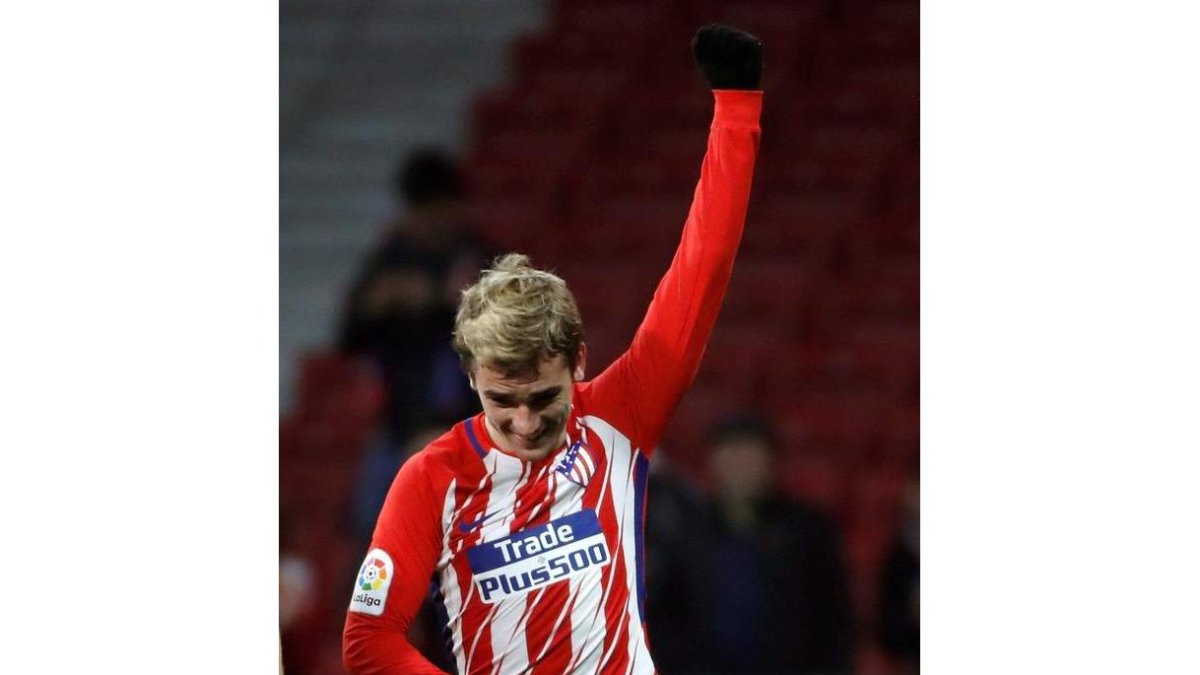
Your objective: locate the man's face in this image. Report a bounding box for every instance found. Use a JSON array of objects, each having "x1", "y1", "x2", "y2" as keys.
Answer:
[
  {"x1": 710, "y1": 436, "x2": 773, "y2": 502},
  {"x1": 470, "y1": 352, "x2": 583, "y2": 462}
]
